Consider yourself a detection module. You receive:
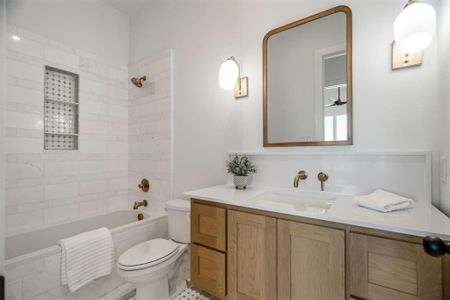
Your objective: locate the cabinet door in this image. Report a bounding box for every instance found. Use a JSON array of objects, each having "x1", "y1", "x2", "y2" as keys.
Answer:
[
  {"x1": 350, "y1": 233, "x2": 442, "y2": 300},
  {"x1": 191, "y1": 244, "x2": 226, "y2": 299},
  {"x1": 228, "y1": 210, "x2": 277, "y2": 300},
  {"x1": 278, "y1": 219, "x2": 345, "y2": 300},
  {"x1": 191, "y1": 202, "x2": 226, "y2": 251}
]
